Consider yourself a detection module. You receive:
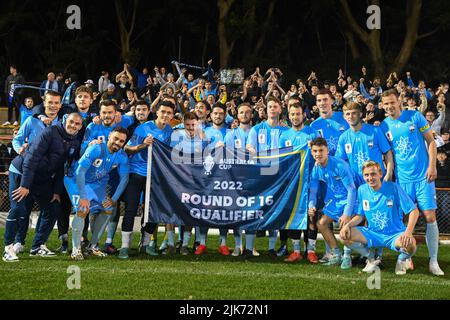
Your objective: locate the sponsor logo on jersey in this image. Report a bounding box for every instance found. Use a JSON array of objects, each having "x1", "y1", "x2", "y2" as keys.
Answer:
[
  {"x1": 234, "y1": 138, "x2": 242, "y2": 149},
  {"x1": 387, "y1": 199, "x2": 393, "y2": 207},
  {"x1": 93, "y1": 159, "x2": 103, "y2": 167},
  {"x1": 409, "y1": 125, "x2": 415, "y2": 132},
  {"x1": 368, "y1": 140, "x2": 374, "y2": 148},
  {"x1": 386, "y1": 131, "x2": 393, "y2": 141},
  {"x1": 363, "y1": 200, "x2": 370, "y2": 211},
  {"x1": 285, "y1": 140, "x2": 292, "y2": 147},
  {"x1": 258, "y1": 133, "x2": 266, "y2": 144},
  {"x1": 345, "y1": 143, "x2": 352, "y2": 153}
]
